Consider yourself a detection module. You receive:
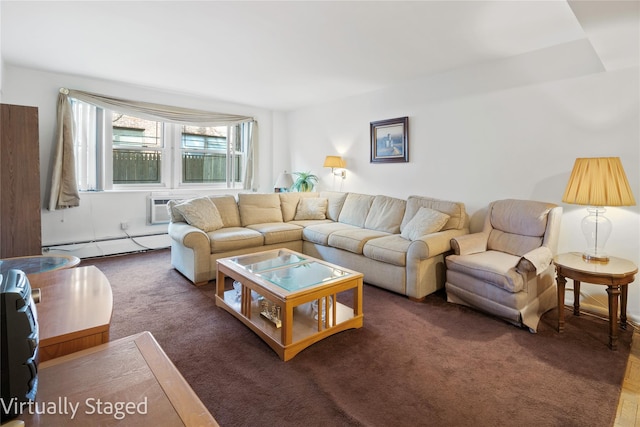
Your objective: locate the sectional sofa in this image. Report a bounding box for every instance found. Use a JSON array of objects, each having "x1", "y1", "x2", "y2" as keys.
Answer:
[{"x1": 167, "y1": 191, "x2": 468, "y2": 301}]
